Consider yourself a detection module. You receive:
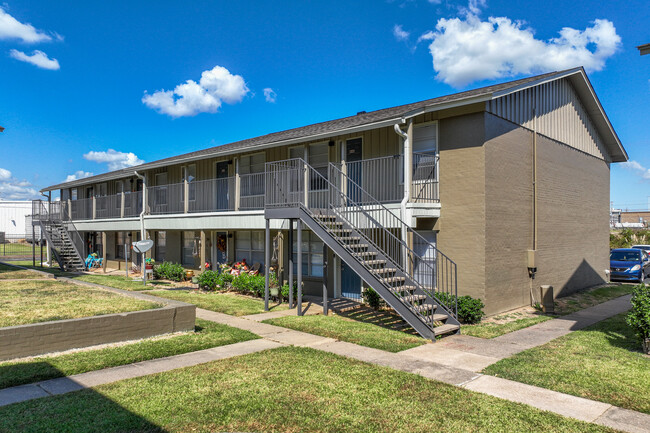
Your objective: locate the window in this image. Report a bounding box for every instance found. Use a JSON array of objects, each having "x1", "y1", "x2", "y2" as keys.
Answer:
[
  {"x1": 116, "y1": 232, "x2": 127, "y2": 259},
  {"x1": 293, "y1": 231, "x2": 324, "y2": 277},
  {"x1": 235, "y1": 231, "x2": 265, "y2": 268},
  {"x1": 61, "y1": 189, "x2": 70, "y2": 201},
  {"x1": 309, "y1": 142, "x2": 328, "y2": 188},
  {"x1": 155, "y1": 231, "x2": 166, "y2": 262},
  {"x1": 97, "y1": 183, "x2": 108, "y2": 210},
  {"x1": 181, "y1": 231, "x2": 197, "y2": 266},
  {"x1": 182, "y1": 164, "x2": 196, "y2": 202},
  {"x1": 240, "y1": 153, "x2": 265, "y2": 197},
  {"x1": 71, "y1": 188, "x2": 78, "y2": 200},
  {"x1": 413, "y1": 124, "x2": 438, "y2": 183},
  {"x1": 155, "y1": 173, "x2": 168, "y2": 206}
]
